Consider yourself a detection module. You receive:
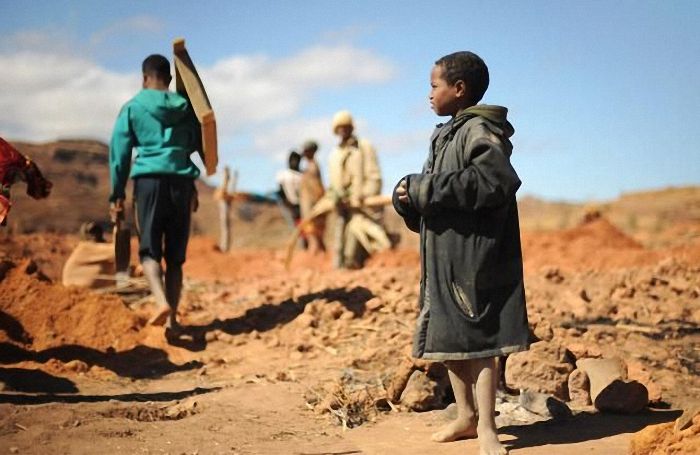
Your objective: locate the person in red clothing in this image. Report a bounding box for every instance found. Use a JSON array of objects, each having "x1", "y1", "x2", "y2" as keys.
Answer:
[{"x1": 0, "y1": 138, "x2": 52, "y2": 225}]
